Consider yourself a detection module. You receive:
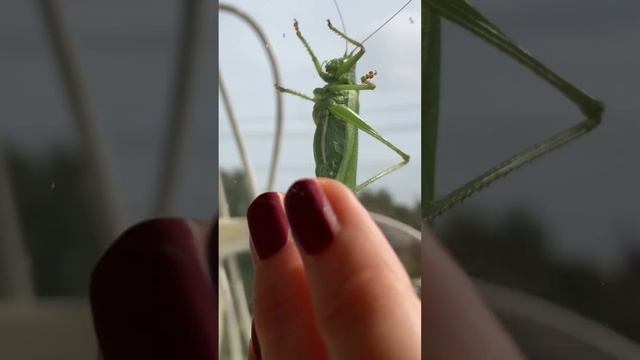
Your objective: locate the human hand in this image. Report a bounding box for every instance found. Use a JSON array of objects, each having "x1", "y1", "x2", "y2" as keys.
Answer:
[
  {"x1": 89, "y1": 177, "x2": 521, "y2": 360},
  {"x1": 246, "y1": 178, "x2": 421, "y2": 359},
  {"x1": 90, "y1": 218, "x2": 218, "y2": 360}
]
